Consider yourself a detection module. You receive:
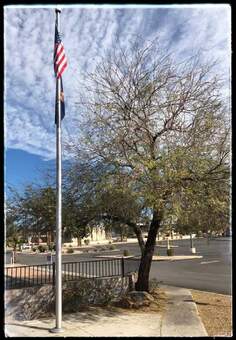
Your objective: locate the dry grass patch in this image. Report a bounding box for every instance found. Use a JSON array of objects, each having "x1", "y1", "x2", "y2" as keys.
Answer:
[{"x1": 191, "y1": 289, "x2": 232, "y2": 337}]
